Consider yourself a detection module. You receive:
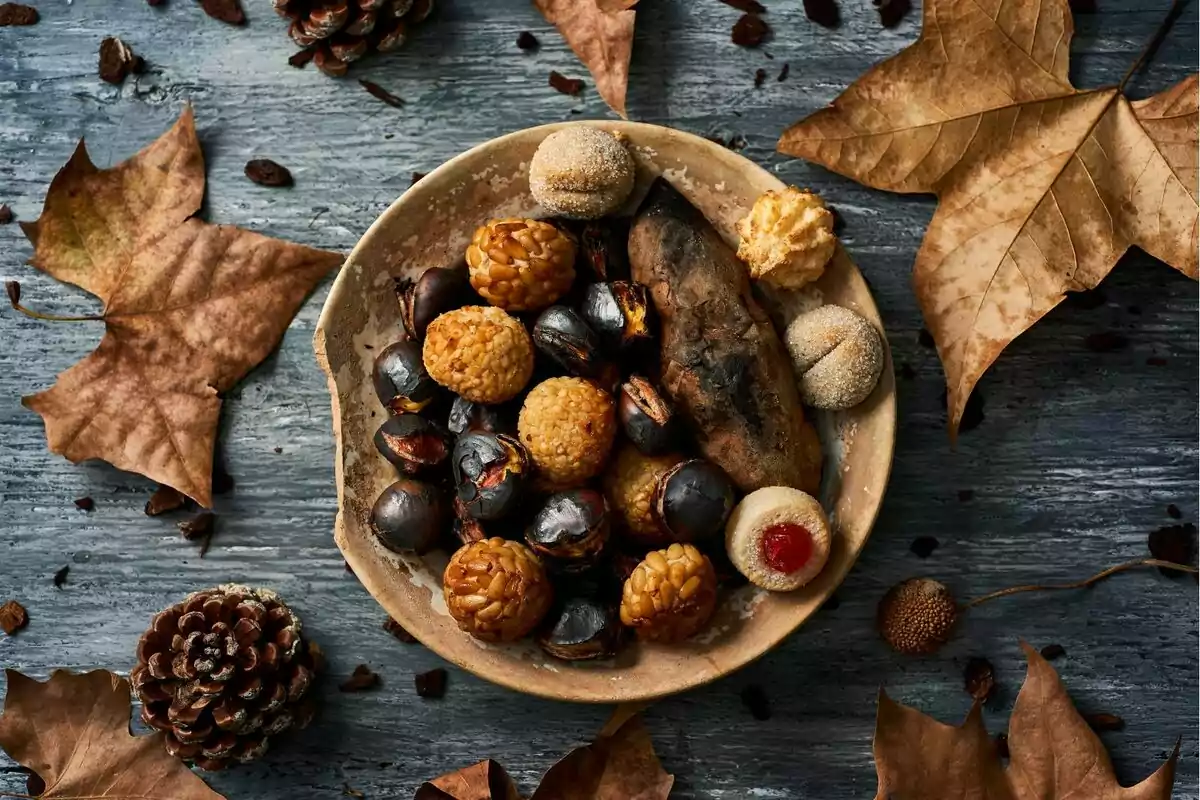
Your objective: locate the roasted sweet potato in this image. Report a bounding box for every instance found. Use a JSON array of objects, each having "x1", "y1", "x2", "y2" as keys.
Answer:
[{"x1": 628, "y1": 178, "x2": 822, "y2": 495}]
